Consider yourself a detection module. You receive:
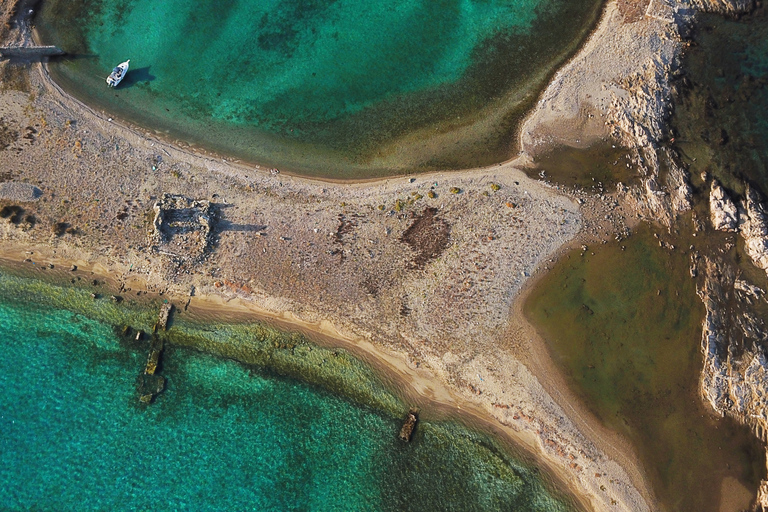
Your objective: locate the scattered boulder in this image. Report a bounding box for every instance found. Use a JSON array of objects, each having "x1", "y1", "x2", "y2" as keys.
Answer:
[{"x1": 709, "y1": 180, "x2": 739, "y2": 231}]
